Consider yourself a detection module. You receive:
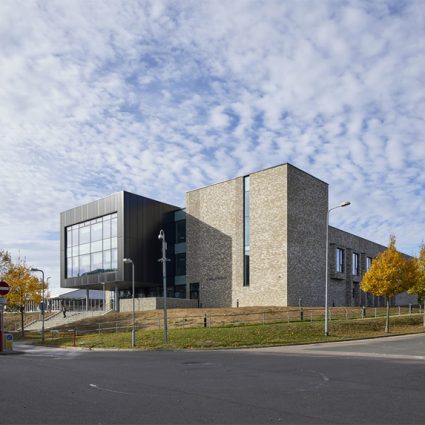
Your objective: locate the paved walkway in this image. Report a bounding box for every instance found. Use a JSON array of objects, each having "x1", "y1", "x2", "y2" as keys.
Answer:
[
  {"x1": 243, "y1": 332, "x2": 425, "y2": 360},
  {"x1": 25, "y1": 310, "x2": 106, "y2": 331}
]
